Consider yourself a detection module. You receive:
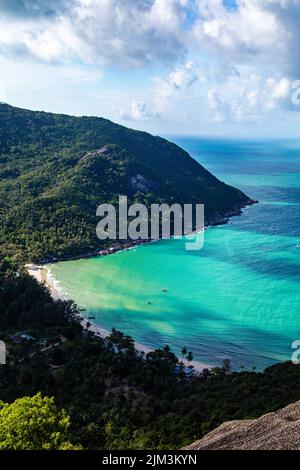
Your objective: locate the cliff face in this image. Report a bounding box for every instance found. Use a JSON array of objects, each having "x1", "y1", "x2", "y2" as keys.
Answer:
[{"x1": 183, "y1": 401, "x2": 300, "y2": 450}]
